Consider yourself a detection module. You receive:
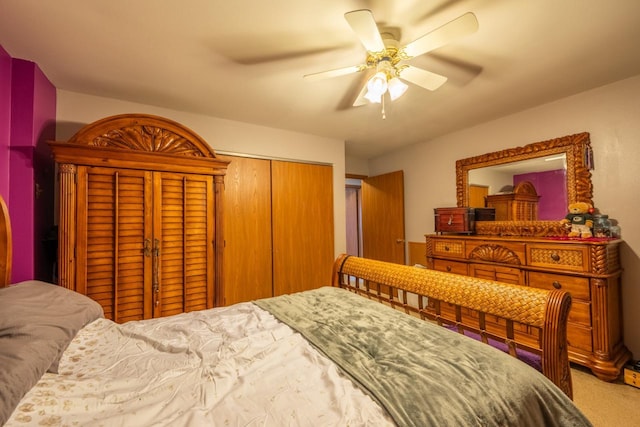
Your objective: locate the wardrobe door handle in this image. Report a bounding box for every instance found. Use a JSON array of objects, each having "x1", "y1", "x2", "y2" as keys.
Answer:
[{"x1": 152, "y1": 239, "x2": 161, "y2": 307}]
